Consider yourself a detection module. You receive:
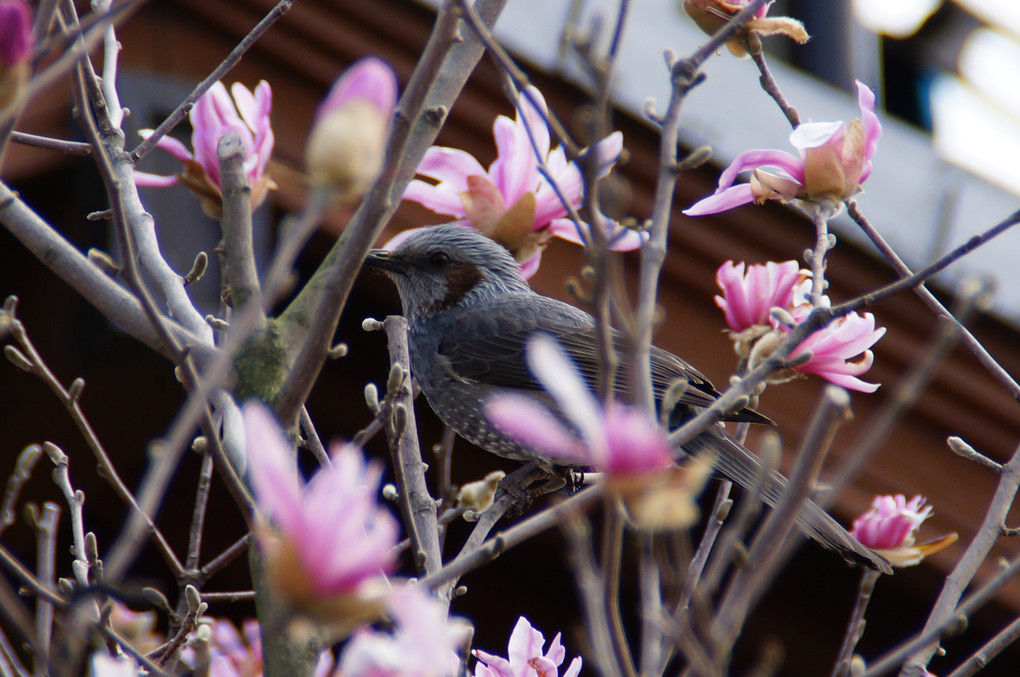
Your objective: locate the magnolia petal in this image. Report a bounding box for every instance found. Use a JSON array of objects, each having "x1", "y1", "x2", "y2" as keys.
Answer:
[
  {"x1": 484, "y1": 393, "x2": 583, "y2": 461},
  {"x1": 403, "y1": 179, "x2": 470, "y2": 217},
  {"x1": 563, "y1": 656, "x2": 584, "y2": 677},
  {"x1": 491, "y1": 190, "x2": 538, "y2": 251},
  {"x1": 746, "y1": 16, "x2": 809, "y2": 43},
  {"x1": 518, "y1": 250, "x2": 542, "y2": 279},
  {"x1": 461, "y1": 175, "x2": 508, "y2": 233},
  {"x1": 525, "y1": 334, "x2": 605, "y2": 458},
  {"x1": 490, "y1": 88, "x2": 549, "y2": 207},
  {"x1": 606, "y1": 224, "x2": 647, "y2": 251},
  {"x1": 242, "y1": 402, "x2": 303, "y2": 532},
  {"x1": 230, "y1": 82, "x2": 260, "y2": 133},
  {"x1": 489, "y1": 116, "x2": 537, "y2": 208},
  {"x1": 591, "y1": 131, "x2": 624, "y2": 178},
  {"x1": 414, "y1": 146, "x2": 487, "y2": 189},
  {"x1": 545, "y1": 633, "x2": 567, "y2": 665},
  {"x1": 472, "y1": 650, "x2": 515, "y2": 677},
  {"x1": 546, "y1": 218, "x2": 590, "y2": 246},
  {"x1": 137, "y1": 131, "x2": 193, "y2": 162},
  {"x1": 717, "y1": 148, "x2": 805, "y2": 189},
  {"x1": 683, "y1": 183, "x2": 756, "y2": 216},
  {"x1": 507, "y1": 617, "x2": 546, "y2": 668},
  {"x1": 809, "y1": 370, "x2": 880, "y2": 393},
  {"x1": 317, "y1": 58, "x2": 397, "y2": 122},
  {"x1": 856, "y1": 80, "x2": 882, "y2": 162},
  {"x1": 518, "y1": 87, "x2": 552, "y2": 163},
  {"x1": 532, "y1": 173, "x2": 576, "y2": 228},
  {"x1": 790, "y1": 121, "x2": 845, "y2": 151},
  {"x1": 133, "y1": 172, "x2": 180, "y2": 187}
]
